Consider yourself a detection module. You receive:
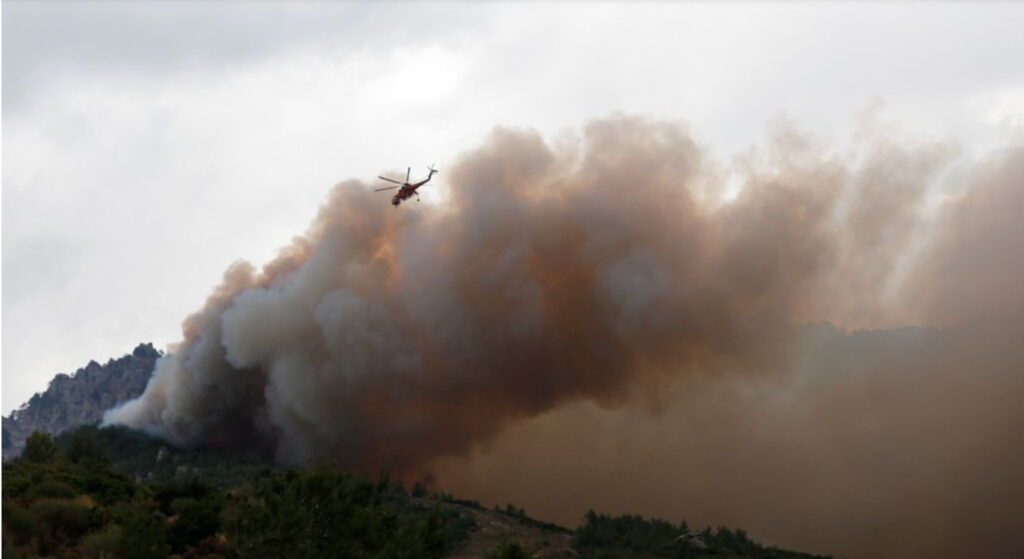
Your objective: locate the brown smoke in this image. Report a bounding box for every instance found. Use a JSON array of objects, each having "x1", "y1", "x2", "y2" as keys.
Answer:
[
  {"x1": 106, "y1": 115, "x2": 1024, "y2": 558},
  {"x1": 433, "y1": 318, "x2": 1024, "y2": 559}
]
